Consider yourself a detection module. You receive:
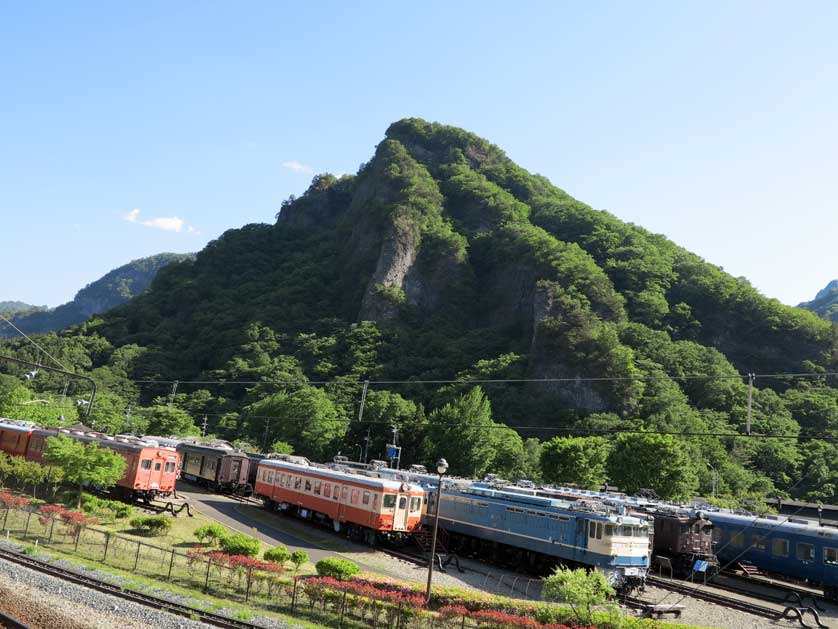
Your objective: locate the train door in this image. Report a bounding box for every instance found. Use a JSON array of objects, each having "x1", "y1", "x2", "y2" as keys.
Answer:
[
  {"x1": 148, "y1": 455, "x2": 164, "y2": 491},
  {"x1": 393, "y1": 494, "x2": 410, "y2": 531},
  {"x1": 229, "y1": 457, "x2": 242, "y2": 485}
]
